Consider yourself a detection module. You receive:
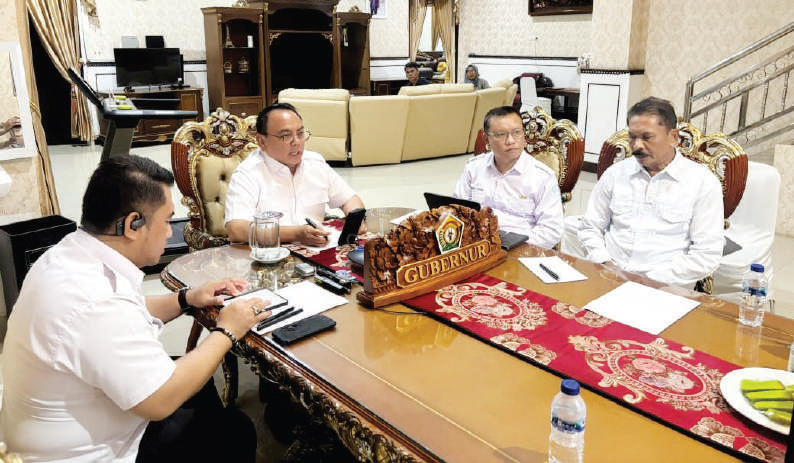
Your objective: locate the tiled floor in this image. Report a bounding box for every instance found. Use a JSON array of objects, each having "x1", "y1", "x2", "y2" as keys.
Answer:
[{"x1": 5, "y1": 142, "x2": 794, "y2": 461}]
